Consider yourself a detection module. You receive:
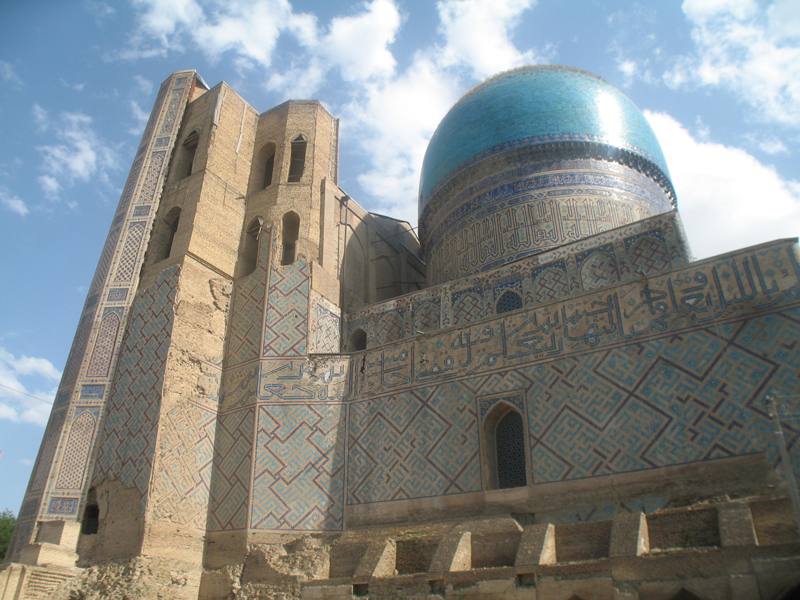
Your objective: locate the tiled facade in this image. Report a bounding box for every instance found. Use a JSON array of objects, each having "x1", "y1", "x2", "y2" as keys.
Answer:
[{"x1": 8, "y1": 65, "x2": 800, "y2": 599}]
